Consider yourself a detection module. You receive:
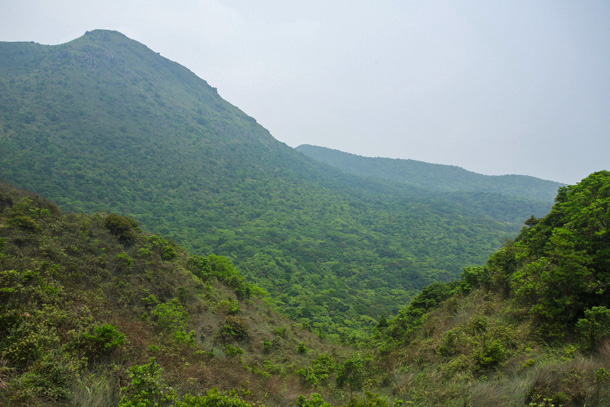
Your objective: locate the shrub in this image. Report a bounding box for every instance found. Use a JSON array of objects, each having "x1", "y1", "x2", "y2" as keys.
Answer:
[
  {"x1": 262, "y1": 339, "x2": 274, "y2": 354},
  {"x1": 437, "y1": 329, "x2": 459, "y2": 358},
  {"x1": 217, "y1": 298, "x2": 241, "y2": 315},
  {"x1": 224, "y1": 344, "x2": 244, "y2": 359},
  {"x1": 207, "y1": 255, "x2": 251, "y2": 299},
  {"x1": 337, "y1": 355, "x2": 372, "y2": 395},
  {"x1": 11, "y1": 349, "x2": 82, "y2": 402},
  {"x1": 344, "y1": 391, "x2": 389, "y2": 407},
  {"x1": 273, "y1": 326, "x2": 287, "y2": 338},
  {"x1": 298, "y1": 354, "x2": 335, "y2": 387},
  {"x1": 474, "y1": 339, "x2": 506, "y2": 371},
  {"x1": 186, "y1": 255, "x2": 211, "y2": 280},
  {"x1": 104, "y1": 213, "x2": 140, "y2": 244},
  {"x1": 118, "y1": 358, "x2": 177, "y2": 407},
  {"x1": 576, "y1": 306, "x2": 610, "y2": 351},
  {"x1": 461, "y1": 266, "x2": 489, "y2": 291},
  {"x1": 82, "y1": 323, "x2": 126, "y2": 357},
  {"x1": 148, "y1": 235, "x2": 178, "y2": 260},
  {"x1": 297, "y1": 393, "x2": 332, "y2": 407},
  {"x1": 297, "y1": 341, "x2": 308, "y2": 354},
  {"x1": 220, "y1": 315, "x2": 250, "y2": 343},
  {"x1": 6, "y1": 215, "x2": 40, "y2": 232},
  {"x1": 174, "y1": 388, "x2": 253, "y2": 407},
  {"x1": 115, "y1": 252, "x2": 134, "y2": 269},
  {"x1": 151, "y1": 299, "x2": 195, "y2": 345}
]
